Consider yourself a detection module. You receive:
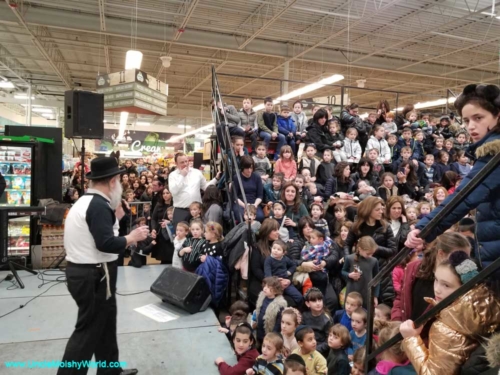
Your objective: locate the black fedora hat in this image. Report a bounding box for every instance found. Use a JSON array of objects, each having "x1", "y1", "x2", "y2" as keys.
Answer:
[{"x1": 86, "y1": 156, "x2": 126, "y2": 180}]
